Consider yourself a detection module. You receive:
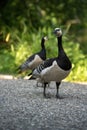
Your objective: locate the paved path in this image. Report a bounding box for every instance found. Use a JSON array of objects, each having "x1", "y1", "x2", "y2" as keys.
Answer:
[{"x1": 0, "y1": 79, "x2": 87, "y2": 130}]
